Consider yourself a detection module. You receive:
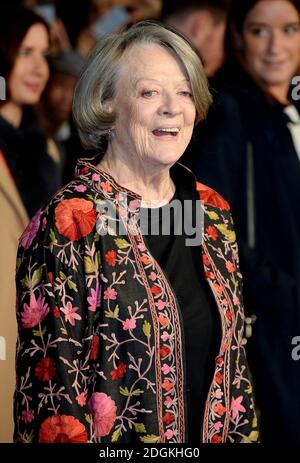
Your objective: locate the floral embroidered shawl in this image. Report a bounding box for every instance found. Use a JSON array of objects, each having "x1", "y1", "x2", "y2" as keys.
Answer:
[{"x1": 14, "y1": 157, "x2": 258, "y2": 443}]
